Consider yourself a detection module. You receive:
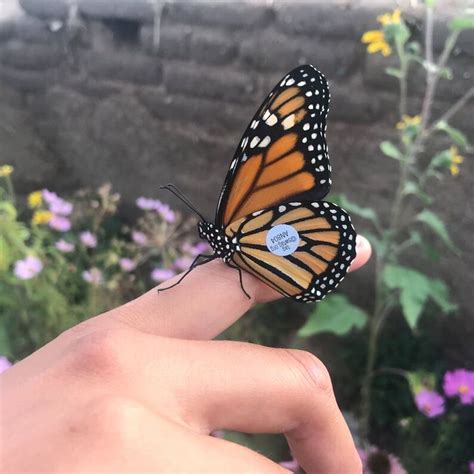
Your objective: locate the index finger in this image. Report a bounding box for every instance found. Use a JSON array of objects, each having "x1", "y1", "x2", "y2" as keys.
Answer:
[{"x1": 99, "y1": 235, "x2": 372, "y2": 340}]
